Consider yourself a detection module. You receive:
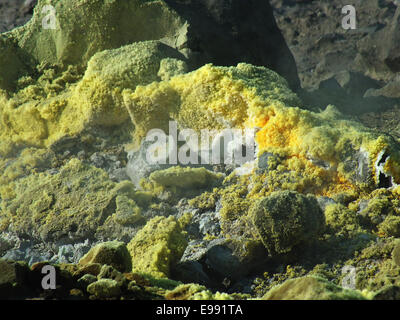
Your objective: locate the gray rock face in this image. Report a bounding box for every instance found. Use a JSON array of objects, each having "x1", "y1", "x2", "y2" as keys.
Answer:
[
  {"x1": 317, "y1": 196, "x2": 336, "y2": 212},
  {"x1": 341, "y1": 148, "x2": 372, "y2": 184},
  {"x1": 198, "y1": 212, "x2": 221, "y2": 237},
  {"x1": 90, "y1": 152, "x2": 130, "y2": 182},
  {"x1": 257, "y1": 152, "x2": 275, "y2": 172},
  {"x1": 204, "y1": 240, "x2": 246, "y2": 280},
  {"x1": 366, "y1": 81, "x2": 400, "y2": 99},
  {"x1": 297, "y1": 75, "x2": 398, "y2": 115},
  {"x1": 357, "y1": 6, "x2": 400, "y2": 77},
  {"x1": 126, "y1": 141, "x2": 172, "y2": 188},
  {"x1": 271, "y1": 0, "x2": 400, "y2": 89},
  {"x1": 0, "y1": 234, "x2": 92, "y2": 266},
  {"x1": 185, "y1": 210, "x2": 221, "y2": 240},
  {"x1": 270, "y1": 0, "x2": 400, "y2": 114},
  {"x1": 50, "y1": 241, "x2": 92, "y2": 264},
  {"x1": 171, "y1": 260, "x2": 211, "y2": 286}
]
